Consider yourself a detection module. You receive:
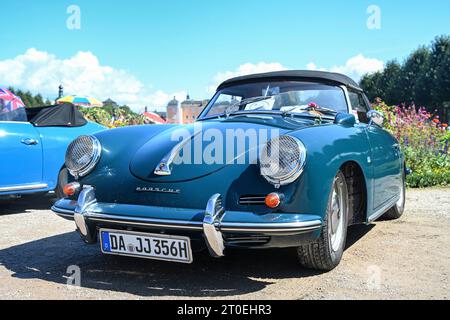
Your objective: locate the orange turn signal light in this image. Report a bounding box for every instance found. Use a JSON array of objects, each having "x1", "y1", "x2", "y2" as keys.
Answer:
[
  {"x1": 63, "y1": 182, "x2": 81, "y2": 197},
  {"x1": 265, "y1": 193, "x2": 281, "y2": 208}
]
